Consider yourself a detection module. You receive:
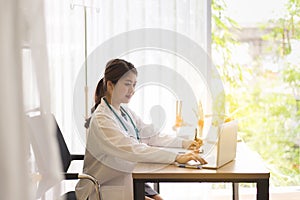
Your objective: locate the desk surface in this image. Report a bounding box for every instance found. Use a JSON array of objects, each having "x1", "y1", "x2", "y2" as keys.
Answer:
[
  {"x1": 133, "y1": 142, "x2": 269, "y2": 181},
  {"x1": 133, "y1": 143, "x2": 270, "y2": 200}
]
